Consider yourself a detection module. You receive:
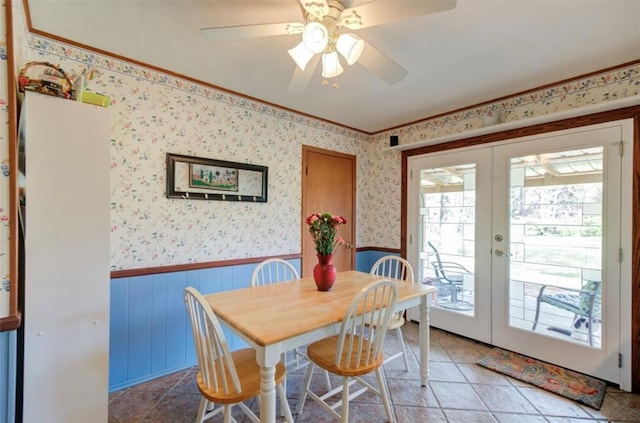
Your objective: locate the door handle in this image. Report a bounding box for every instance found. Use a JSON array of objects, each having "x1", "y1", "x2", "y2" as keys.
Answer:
[
  {"x1": 494, "y1": 249, "x2": 512, "y2": 257},
  {"x1": 345, "y1": 242, "x2": 354, "y2": 249}
]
